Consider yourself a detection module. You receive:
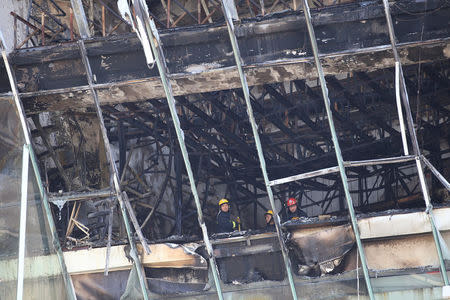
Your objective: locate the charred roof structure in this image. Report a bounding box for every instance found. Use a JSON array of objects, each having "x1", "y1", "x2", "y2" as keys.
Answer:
[{"x1": 0, "y1": 0, "x2": 449, "y2": 299}]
